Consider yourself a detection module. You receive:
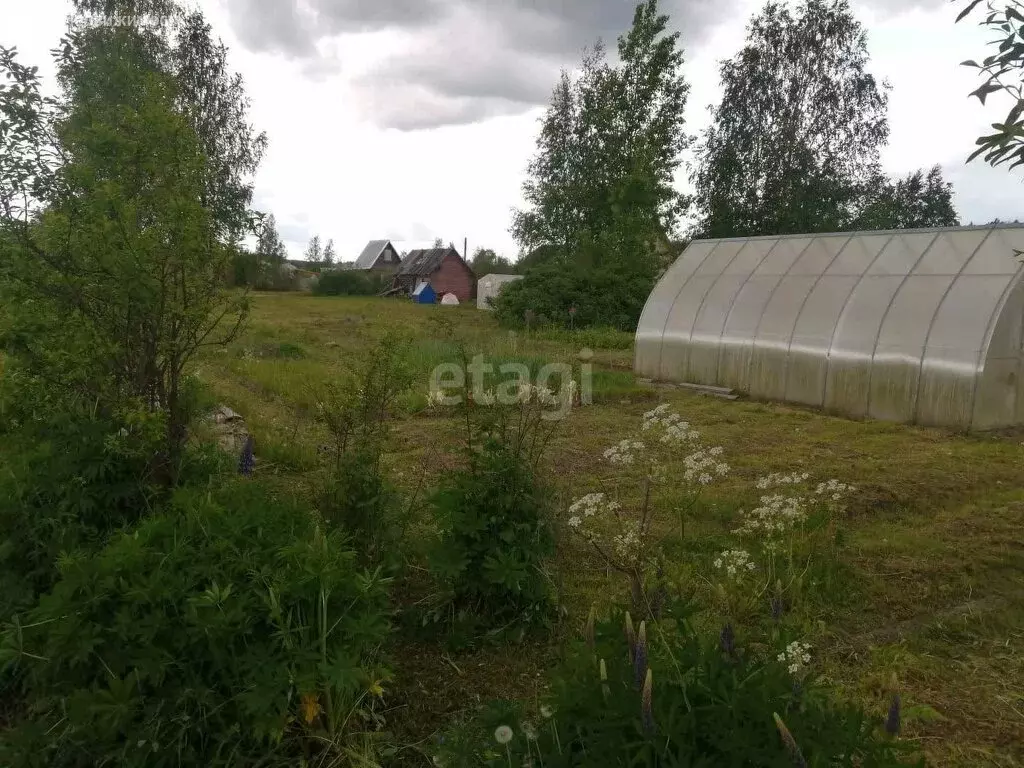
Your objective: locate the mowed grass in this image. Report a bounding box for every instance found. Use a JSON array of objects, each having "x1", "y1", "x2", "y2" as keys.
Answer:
[{"x1": 197, "y1": 293, "x2": 1024, "y2": 767}]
